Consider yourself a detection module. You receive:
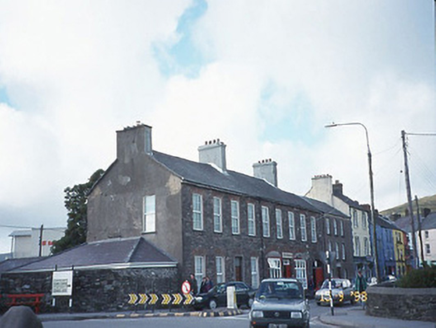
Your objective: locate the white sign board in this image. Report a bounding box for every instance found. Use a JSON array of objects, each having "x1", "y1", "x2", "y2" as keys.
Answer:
[
  {"x1": 52, "y1": 271, "x2": 73, "y2": 296},
  {"x1": 226, "y1": 286, "x2": 236, "y2": 309}
]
